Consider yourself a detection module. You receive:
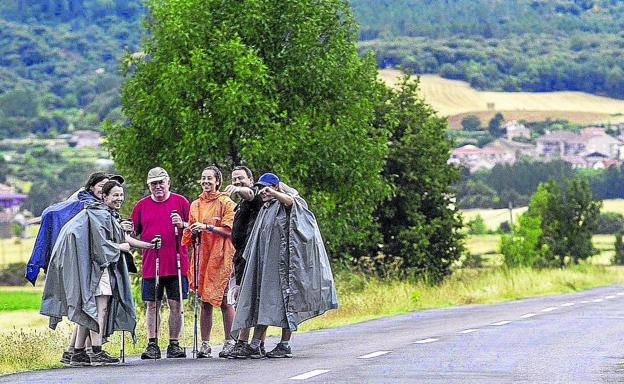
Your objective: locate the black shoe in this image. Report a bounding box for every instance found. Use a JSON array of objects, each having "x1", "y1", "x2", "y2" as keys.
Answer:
[
  {"x1": 260, "y1": 341, "x2": 266, "y2": 356},
  {"x1": 235, "y1": 343, "x2": 265, "y2": 359},
  {"x1": 69, "y1": 350, "x2": 90, "y2": 366},
  {"x1": 90, "y1": 350, "x2": 120, "y2": 366},
  {"x1": 60, "y1": 351, "x2": 73, "y2": 365},
  {"x1": 267, "y1": 342, "x2": 292, "y2": 358},
  {"x1": 141, "y1": 341, "x2": 161, "y2": 360},
  {"x1": 227, "y1": 341, "x2": 246, "y2": 359},
  {"x1": 167, "y1": 343, "x2": 186, "y2": 358}
]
